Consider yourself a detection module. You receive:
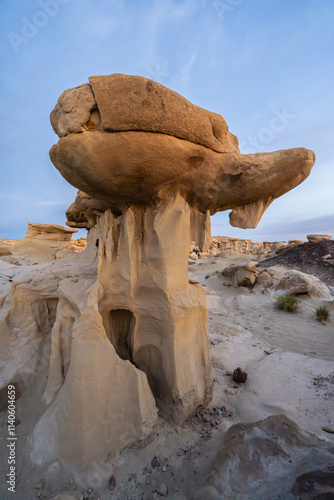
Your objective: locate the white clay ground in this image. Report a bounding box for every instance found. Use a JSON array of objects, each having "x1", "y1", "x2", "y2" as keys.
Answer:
[{"x1": 0, "y1": 251, "x2": 333, "y2": 499}]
